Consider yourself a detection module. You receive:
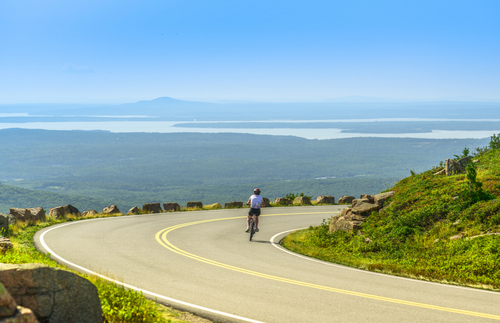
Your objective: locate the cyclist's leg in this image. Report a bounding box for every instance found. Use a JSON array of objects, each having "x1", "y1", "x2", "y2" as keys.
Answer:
[{"x1": 255, "y1": 215, "x2": 259, "y2": 228}]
